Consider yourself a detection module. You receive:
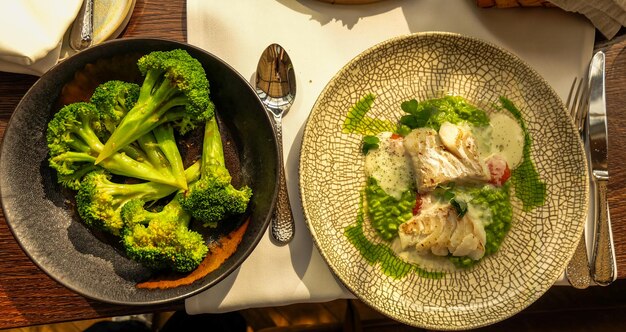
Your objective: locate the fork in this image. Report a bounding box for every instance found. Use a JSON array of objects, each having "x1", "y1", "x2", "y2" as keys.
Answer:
[{"x1": 564, "y1": 76, "x2": 592, "y2": 289}]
